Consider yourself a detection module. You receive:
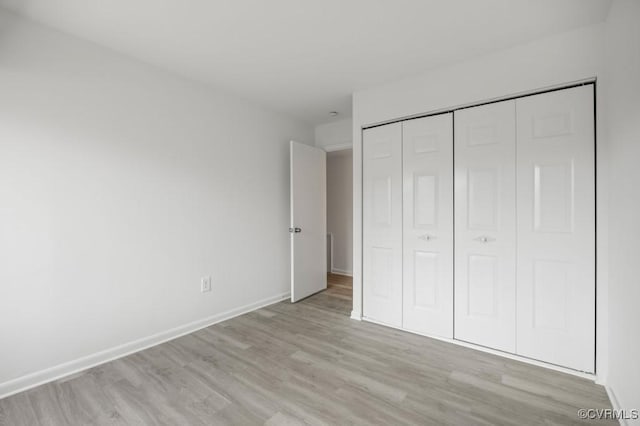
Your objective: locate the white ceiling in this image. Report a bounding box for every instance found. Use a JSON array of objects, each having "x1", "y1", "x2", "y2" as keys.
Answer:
[{"x1": 0, "y1": 0, "x2": 612, "y2": 125}]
